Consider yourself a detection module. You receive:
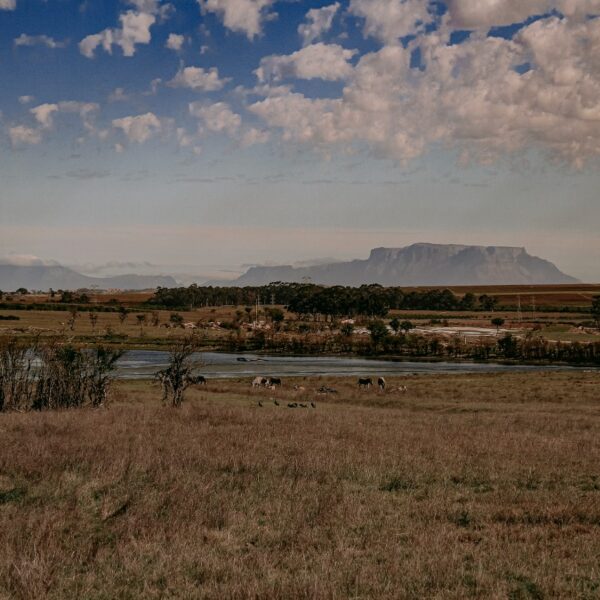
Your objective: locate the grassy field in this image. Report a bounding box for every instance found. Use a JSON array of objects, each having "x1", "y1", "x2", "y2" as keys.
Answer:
[{"x1": 1, "y1": 372, "x2": 600, "y2": 599}]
